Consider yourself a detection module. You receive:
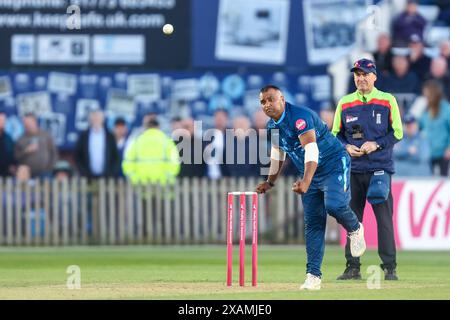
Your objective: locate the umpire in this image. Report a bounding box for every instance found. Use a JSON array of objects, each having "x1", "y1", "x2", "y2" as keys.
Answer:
[{"x1": 332, "y1": 58, "x2": 403, "y2": 280}]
